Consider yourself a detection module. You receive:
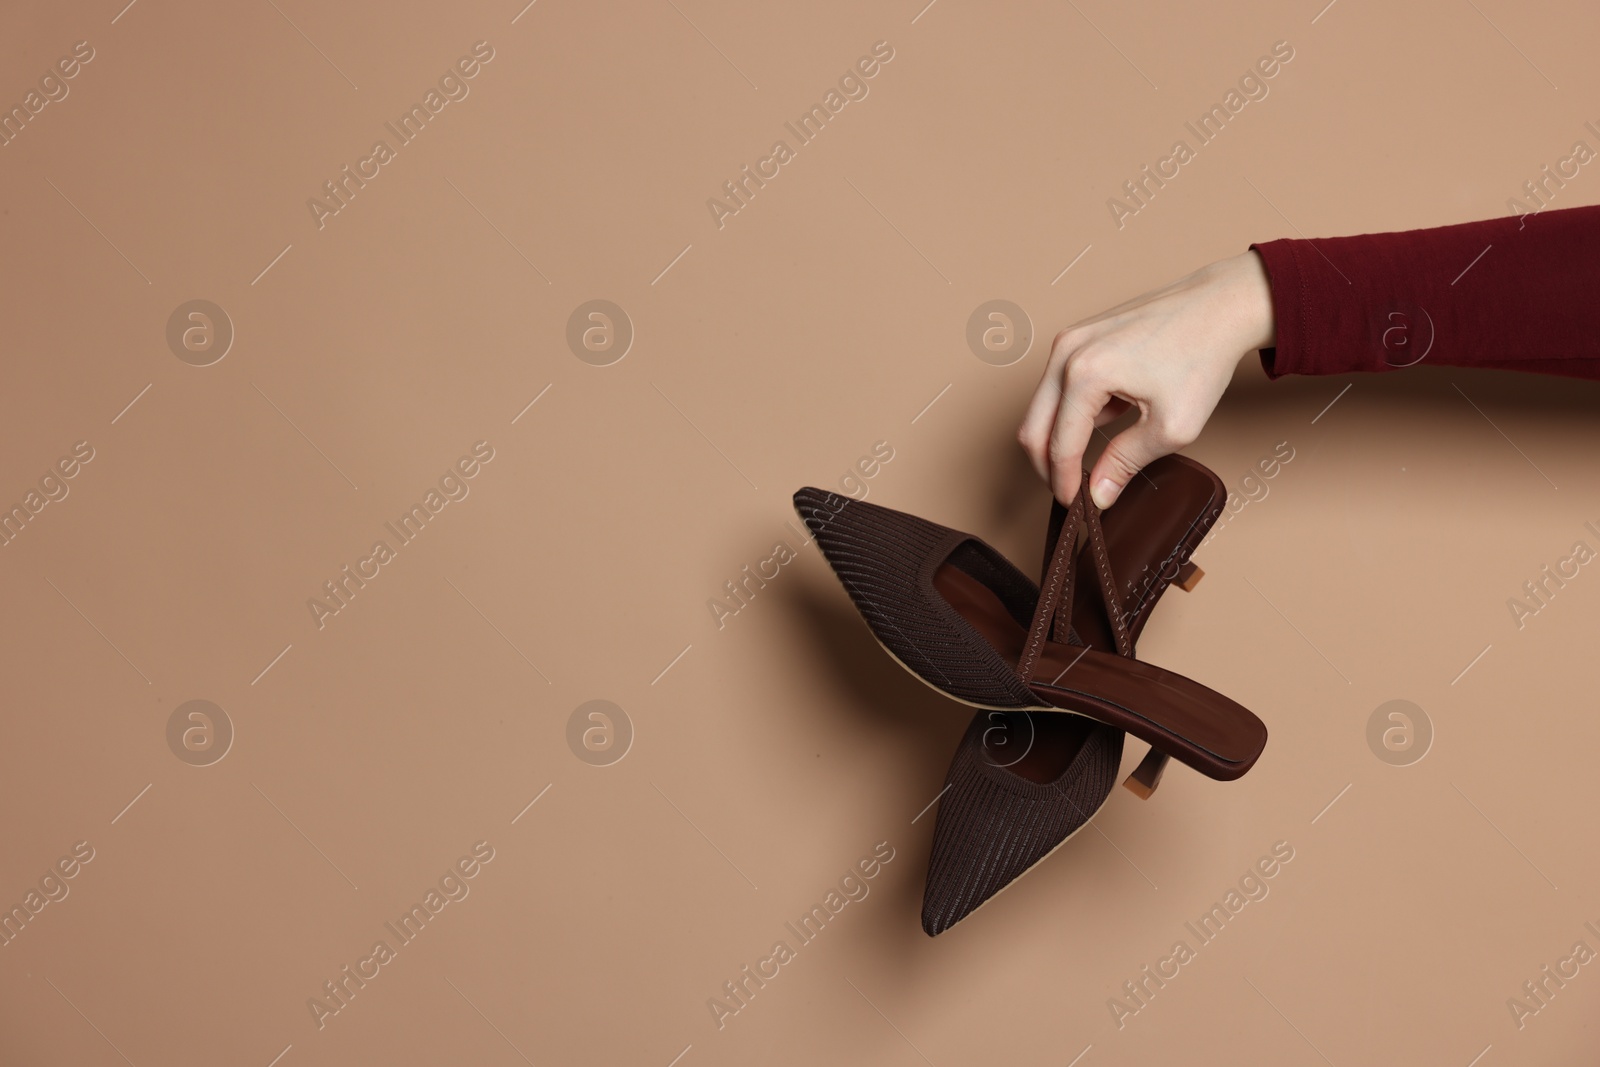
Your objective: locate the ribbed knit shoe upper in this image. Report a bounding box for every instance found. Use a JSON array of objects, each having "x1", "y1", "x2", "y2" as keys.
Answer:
[
  {"x1": 792, "y1": 488, "x2": 1040, "y2": 709},
  {"x1": 921, "y1": 713, "x2": 1123, "y2": 936}
]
